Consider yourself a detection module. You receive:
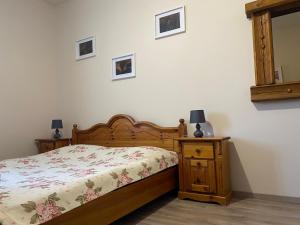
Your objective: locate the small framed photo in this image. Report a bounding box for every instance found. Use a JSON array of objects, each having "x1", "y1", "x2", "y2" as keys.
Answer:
[
  {"x1": 275, "y1": 66, "x2": 284, "y2": 84},
  {"x1": 75, "y1": 36, "x2": 96, "y2": 60},
  {"x1": 112, "y1": 53, "x2": 135, "y2": 80},
  {"x1": 155, "y1": 6, "x2": 186, "y2": 39}
]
